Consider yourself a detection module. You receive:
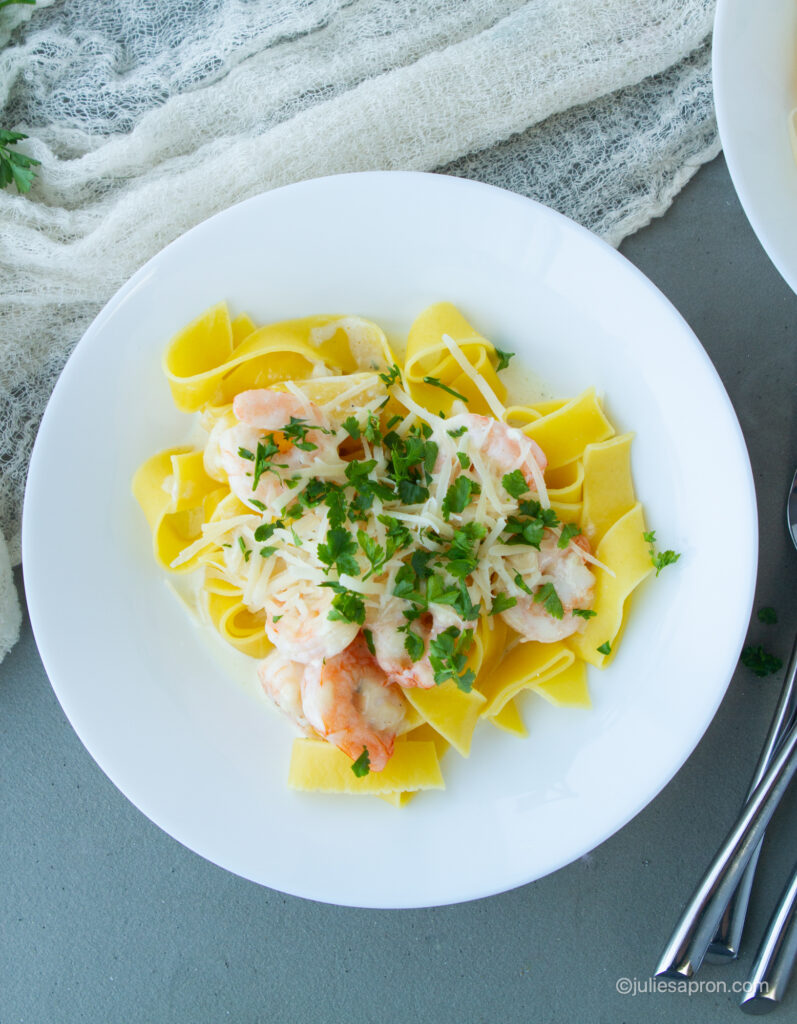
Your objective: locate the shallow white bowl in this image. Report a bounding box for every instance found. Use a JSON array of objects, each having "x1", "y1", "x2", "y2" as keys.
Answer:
[
  {"x1": 23, "y1": 172, "x2": 756, "y2": 908},
  {"x1": 713, "y1": 0, "x2": 797, "y2": 292}
]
